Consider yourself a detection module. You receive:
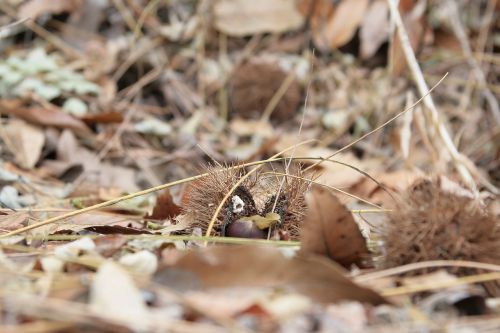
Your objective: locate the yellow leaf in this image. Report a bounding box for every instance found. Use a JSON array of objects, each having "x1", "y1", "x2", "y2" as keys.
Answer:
[{"x1": 240, "y1": 212, "x2": 281, "y2": 230}]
